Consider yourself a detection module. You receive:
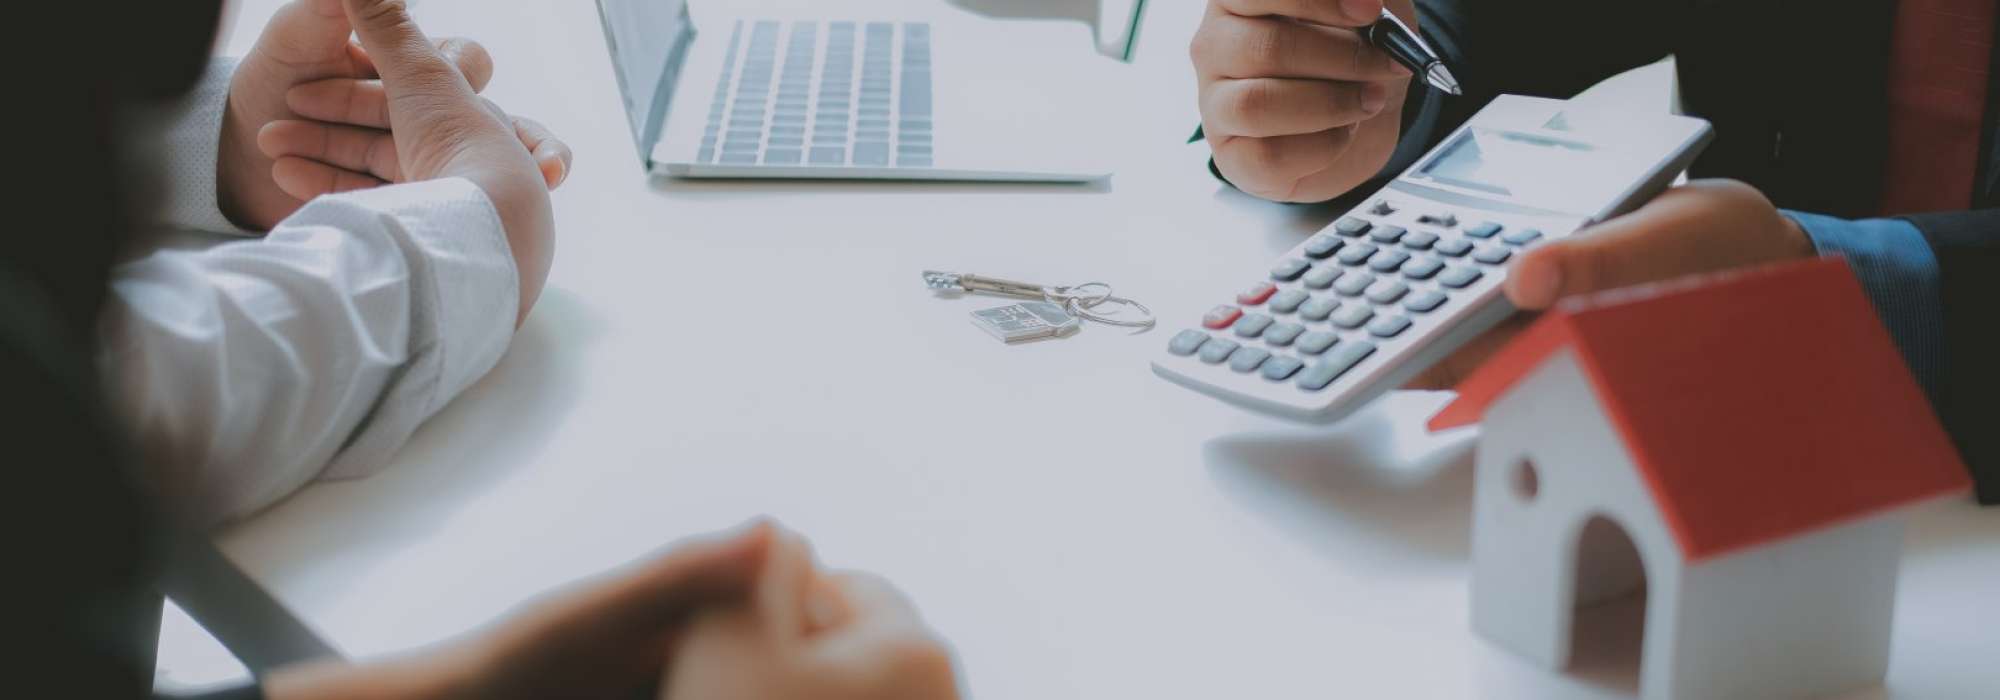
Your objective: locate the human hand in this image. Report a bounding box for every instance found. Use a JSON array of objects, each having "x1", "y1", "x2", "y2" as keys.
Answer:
[
  {"x1": 336, "y1": 0, "x2": 556, "y2": 324},
  {"x1": 265, "y1": 521, "x2": 778, "y2": 700},
  {"x1": 219, "y1": 0, "x2": 571, "y2": 230},
  {"x1": 662, "y1": 530, "x2": 961, "y2": 700},
  {"x1": 1191, "y1": 0, "x2": 1414, "y2": 203},
  {"x1": 1407, "y1": 180, "x2": 1816, "y2": 390}
]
